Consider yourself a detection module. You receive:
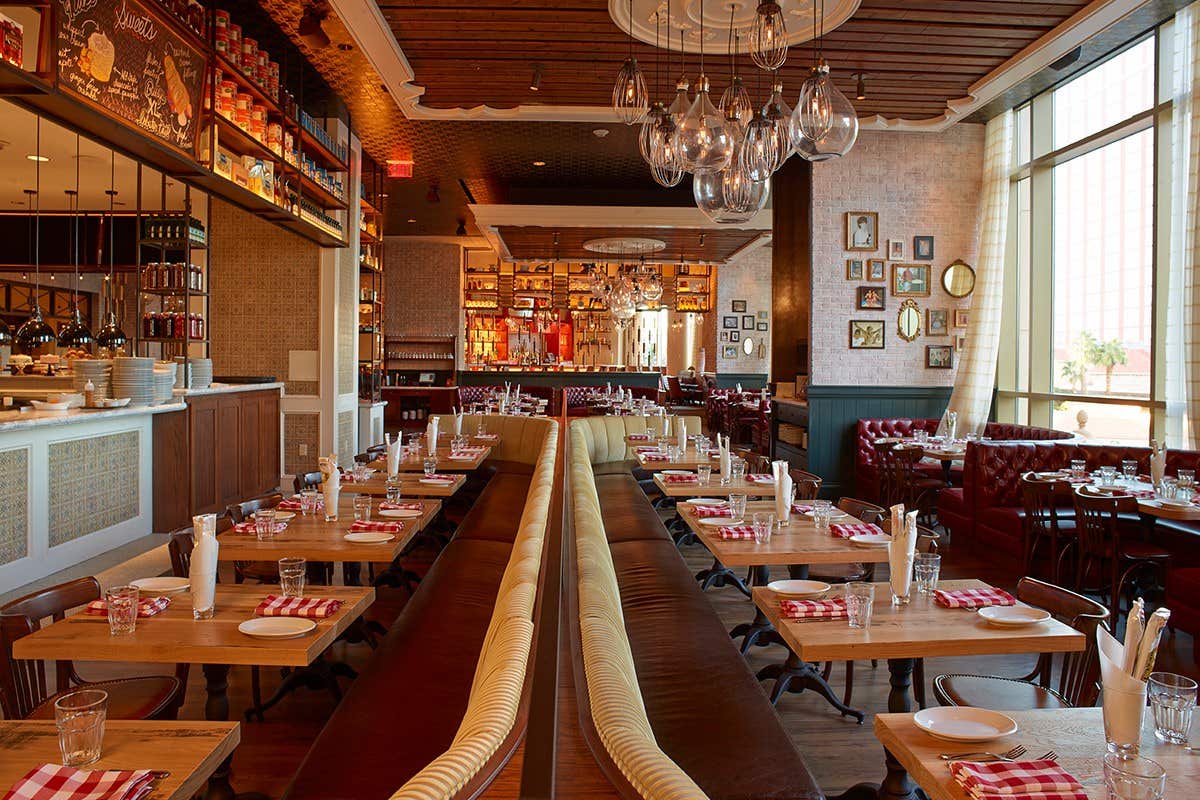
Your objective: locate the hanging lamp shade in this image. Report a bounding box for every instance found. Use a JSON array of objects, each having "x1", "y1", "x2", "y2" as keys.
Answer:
[
  {"x1": 613, "y1": 57, "x2": 649, "y2": 124},
  {"x1": 639, "y1": 103, "x2": 667, "y2": 166},
  {"x1": 678, "y1": 75, "x2": 734, "y2": 174},
  {"x1": 16, "y1": 307, "x2": 56, "y2": 351},
  {"x1": 95, "y1": 310, "x2": 128, "y2": 352},
  {"x1": 791, "y1": 62, "x2": 858, "y2": 161},
  {"x1": 741, "y1": 109, "x2": 779, "y2": 182},
  {"x1": 58, "y1": 307, "x2": 93, "y2": 348},
  {"x1": 718, "y1": 76, "x2": 752, "y2": 133},
  {"x1": 750, "y1": 0, "x2": 788, "y2": 71}
]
